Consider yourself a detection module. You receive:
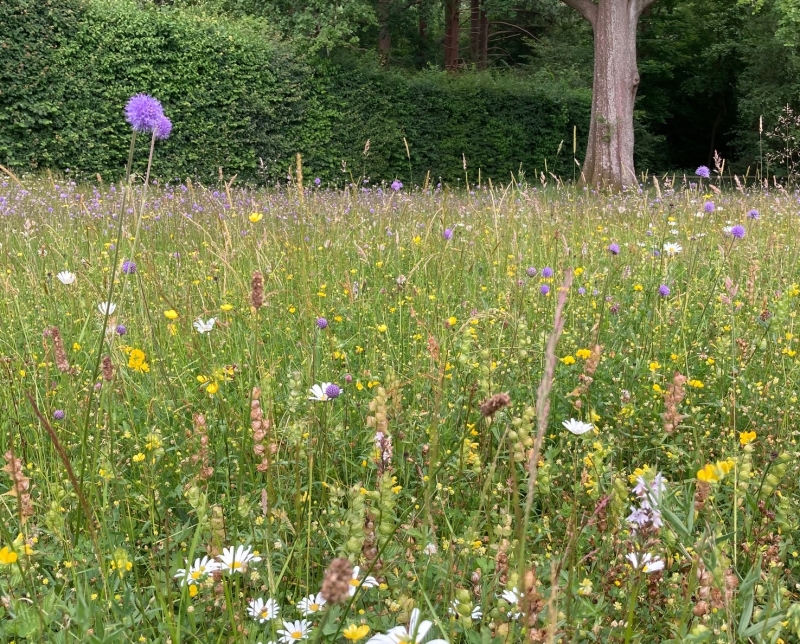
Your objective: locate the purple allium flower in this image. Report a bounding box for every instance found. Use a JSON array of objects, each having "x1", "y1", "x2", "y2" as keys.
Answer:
[
  {"x1": 696, "y1": 166, "x2": 711, "y2": 179},
  {"x1": 658, "y1": 284, "x2": 670, "y2": 297},
  {"x1": 53, "y1": 410, "x2": 65, "y2": 421},
  {"x1": 608, "y1": 242, "x2": 620, "y2": 255},
  {"x1": 153, "y1": 115, "x2": 172, "y2": 140},
  {"x1": 121, "y1": 260, "x2": 136, "y2": 274},
  {"x1": 704, "y1": 201, "x2": 715, "y2": 213},
  {"x1": 442, "y1": 228, "x2": 453, "y2": 241},
  {"x1": 125, "y1": 94, "x2": 164, "y2": 133},
  {"x1": 391, "y1": 180, "x2": 403, "y2": 191},
  {"x1": 541, "y1": 266, "x2": 553, "y2": 278},
  {"x1": 116, "y1": 324, "x2": 127, "y2": 336},
  {"x1": 314, "y1": 177, "x2": 321, "y2": 186},
  {"x1": 730, "y1": 225, "x2": 746, "y2": 239},
  {"x1": 747, "y1": 209, "x2": 760, "y2": 220},
  {"x1": 526, "y1": 267, "x2": 537, "y2": 277},
  {"x1": 540, "y1": 284, "x2": 550, "y2": 295},
  {"x1": 324, "y1": 383, "x2": 341, "y2": 399},
  {"x1": 578, "y1": 287, "x2": 586, "y2": 295},
  {"x1": 316, "y1": 317, "x2": 328, "y2": 329}
]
